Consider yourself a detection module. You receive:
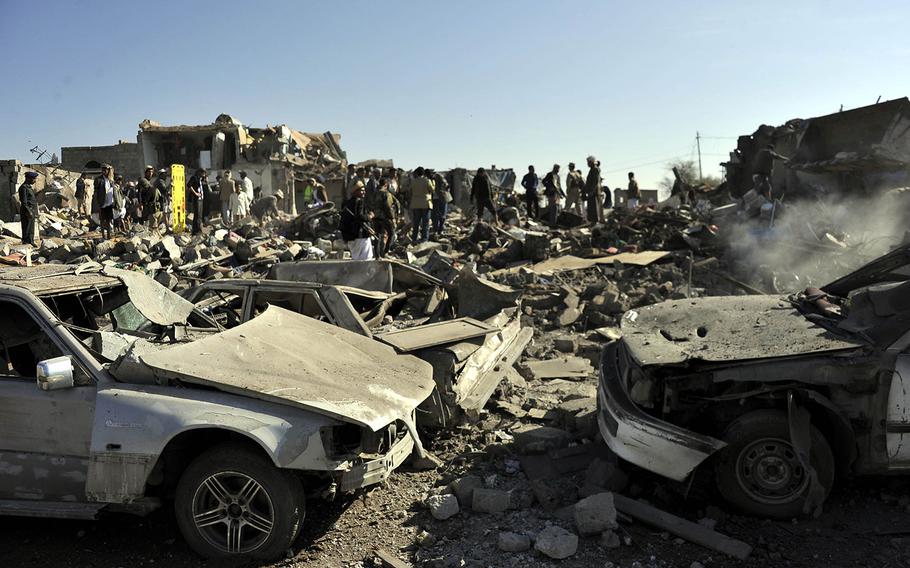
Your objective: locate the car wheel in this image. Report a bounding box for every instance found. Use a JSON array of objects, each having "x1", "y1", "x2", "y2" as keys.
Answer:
[
  {"x1": 715, "y1": 409, "x2": 834, "y2": 519},
  {"x1": 174, "y1": 443, "x2": 305, "y2": 559}
]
